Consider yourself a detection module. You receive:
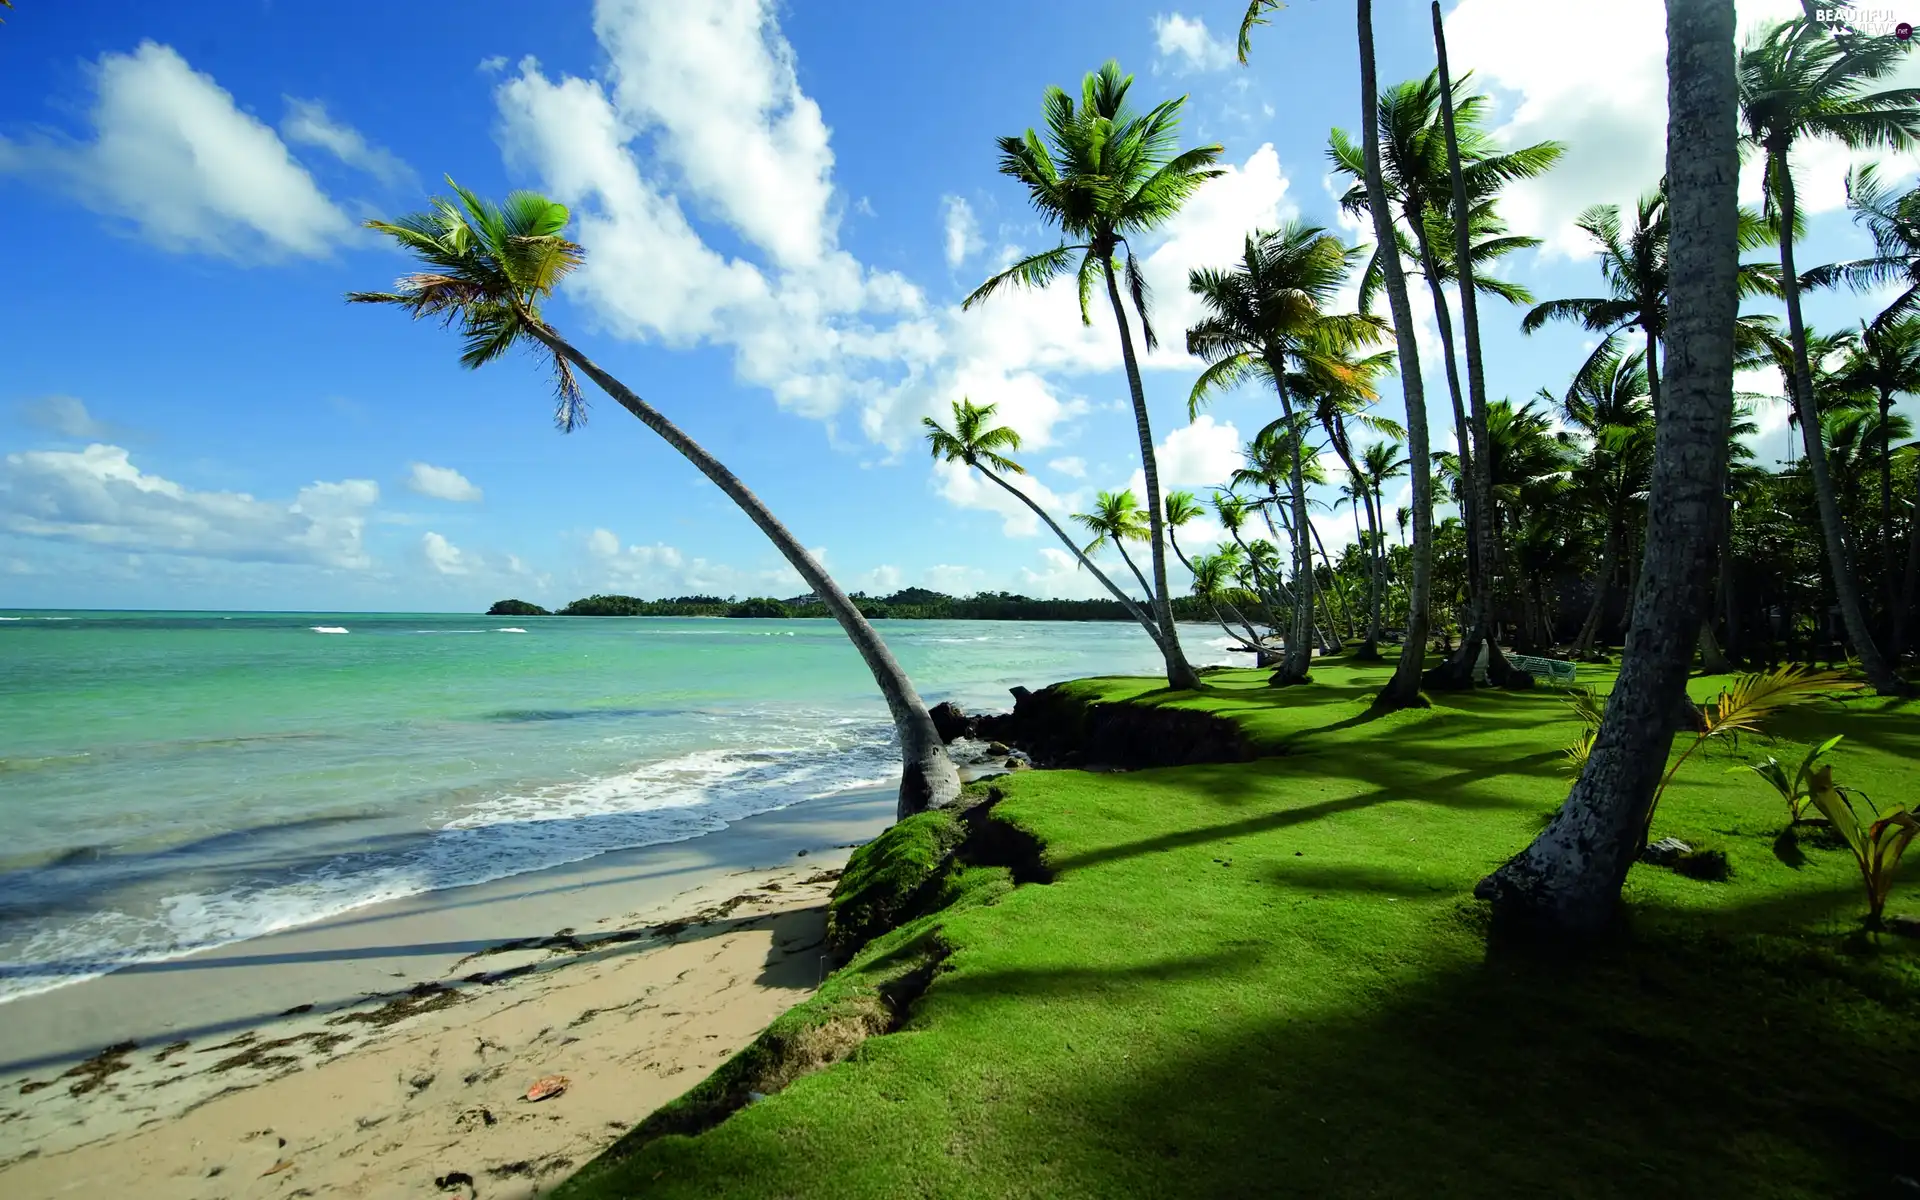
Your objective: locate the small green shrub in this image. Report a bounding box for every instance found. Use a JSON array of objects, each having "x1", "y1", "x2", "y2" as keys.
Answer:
[
  {"x1": 1741, "y1": 734, "x2": 1844, "y2": 825},
  {"x1": 1807, "y1": 765, "x2": 1920, "y2": 928}
]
